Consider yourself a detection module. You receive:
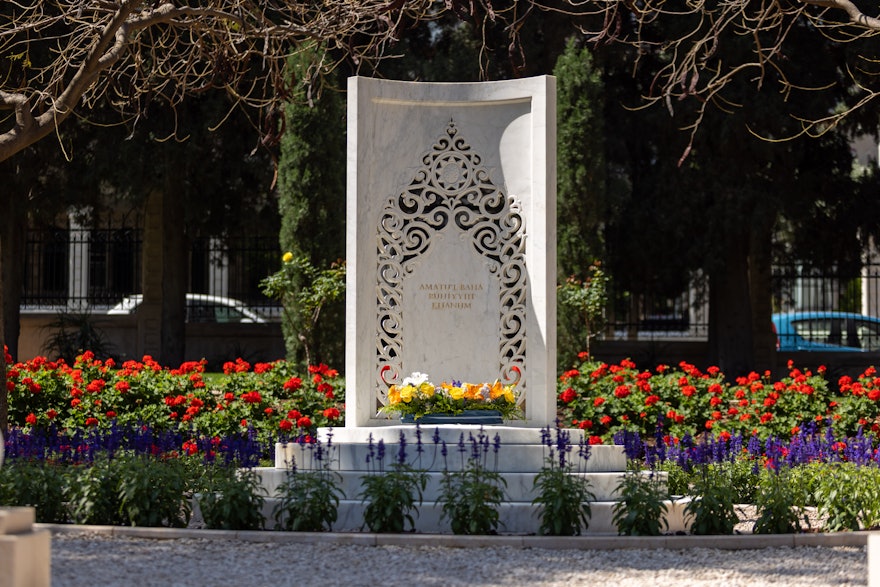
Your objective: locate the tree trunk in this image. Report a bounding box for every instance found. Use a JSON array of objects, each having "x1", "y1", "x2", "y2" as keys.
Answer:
[
  {"x1": 1, "y1": 194, "x2": 24, "y2": 360},
  {"x1": 749, "y1": 214, "x2": 777, "y2": 376},
  {"x1": 0, "y1": 216, "x2": 6, "y2": 436},
  {"x1": 140, "y1": 188, "x2": 187, "y2": 368},
  {"x1": 160, "y1": 186, "x2": 187, "y2": 368},
  {"x1": 708, "y1": 225, "x2": 755, "y2": 378}
]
